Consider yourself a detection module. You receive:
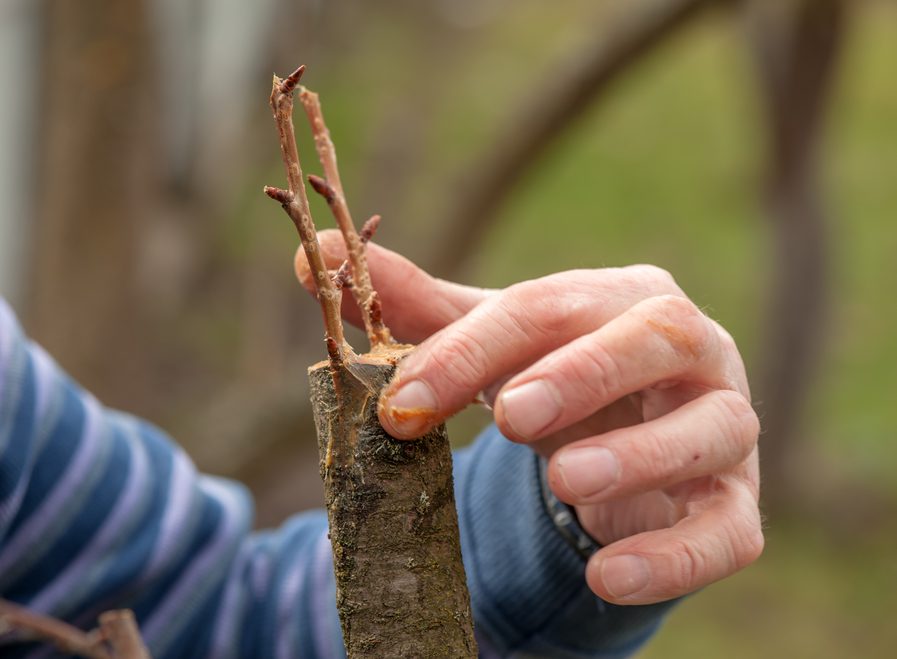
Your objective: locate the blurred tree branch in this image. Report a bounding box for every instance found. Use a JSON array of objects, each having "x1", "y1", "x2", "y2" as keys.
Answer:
[
  {"x1": 432, "y1": 0, "x2": 735, "y2": 279},
  {"x1": 0, "y1": 599, "x2": 150, "y2": 659},
  {"x1": 746, "y1": 0, "x2": 847, "y2": 508}
]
